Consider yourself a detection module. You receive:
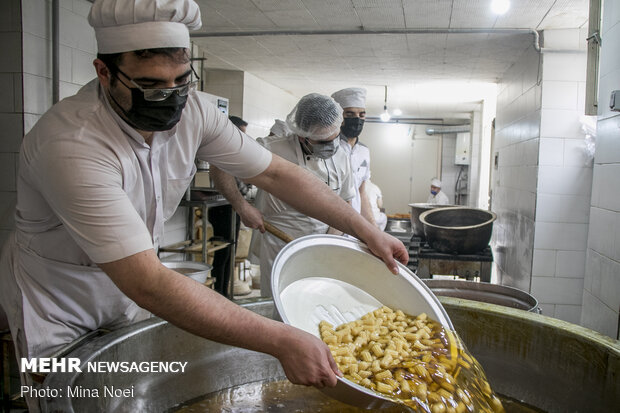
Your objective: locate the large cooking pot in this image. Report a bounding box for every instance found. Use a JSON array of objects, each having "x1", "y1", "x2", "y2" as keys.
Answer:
[
  {"x1": 420, "y1": 206, "x2": 496, "y2": 254},
  {"x1": 41, "y1": 299, "x2": 620, "y2": 413},
  {"x1": 423, "y1": 279, "x2": 540, "y2": 313},
  {"x1": 408, "y1": 203, "x2": 456, "y2": 238}
]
